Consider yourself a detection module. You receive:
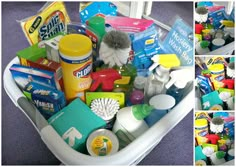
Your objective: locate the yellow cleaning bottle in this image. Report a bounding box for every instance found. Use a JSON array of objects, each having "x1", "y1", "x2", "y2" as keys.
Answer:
[{"x1": 144, "y1": 54, "x2": 180, "y2": 102}]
